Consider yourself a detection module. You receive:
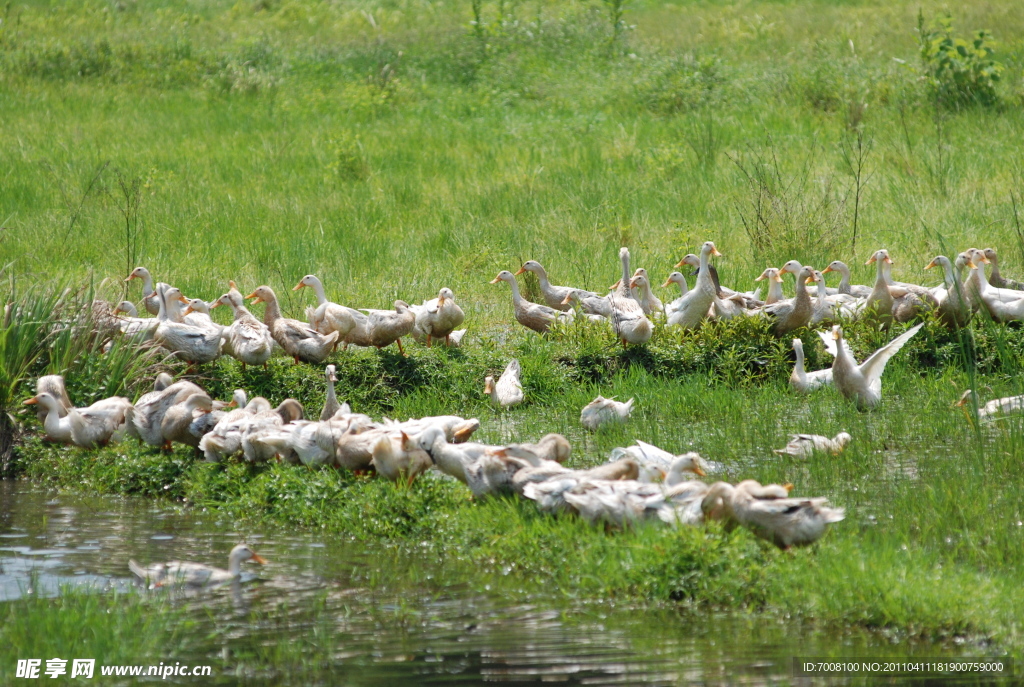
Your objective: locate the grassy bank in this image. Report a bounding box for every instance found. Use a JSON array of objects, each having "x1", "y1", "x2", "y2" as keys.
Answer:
[
  {"x1": 5, "y1": 0, "x2": 1024, "y2": 666},
  {"x1": 10, "y1": 314, "x2": 1024, "y2": 655}
]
